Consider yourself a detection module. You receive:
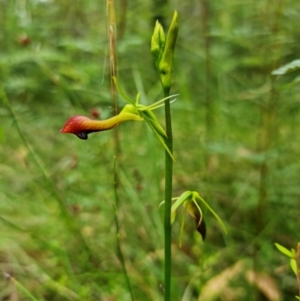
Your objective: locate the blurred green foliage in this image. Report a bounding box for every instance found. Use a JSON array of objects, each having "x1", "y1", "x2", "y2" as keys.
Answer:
[{"x1": 0, "y1": 0, "x2": 300, "y2": 300}]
